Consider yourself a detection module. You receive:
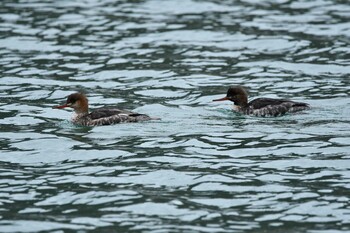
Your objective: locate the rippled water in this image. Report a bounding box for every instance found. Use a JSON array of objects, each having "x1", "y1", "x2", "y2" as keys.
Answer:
[{"x1": 1, "y1": 0, "x2": 350, "y2": 232}]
